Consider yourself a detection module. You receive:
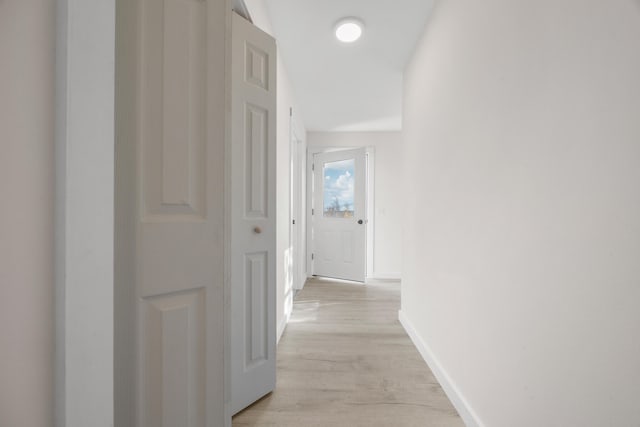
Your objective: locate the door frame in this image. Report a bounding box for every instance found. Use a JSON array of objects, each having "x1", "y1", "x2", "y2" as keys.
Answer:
[
  {"x1": 55, "y1": 1, "x2": 116, "y2": 425},
  {"x1": 306, "y1": 146, "x2": 375, "y2": 281},
  {"x1": 290, "y1": 117, "x2": 306, "y2": 291}
]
